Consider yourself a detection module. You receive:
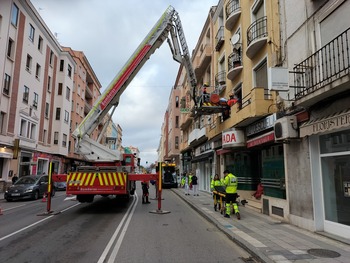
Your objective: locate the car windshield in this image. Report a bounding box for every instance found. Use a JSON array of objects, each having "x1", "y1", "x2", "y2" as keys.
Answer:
[{"x1": 15, "y1": 177, "x2": 36, "y2": 185}]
